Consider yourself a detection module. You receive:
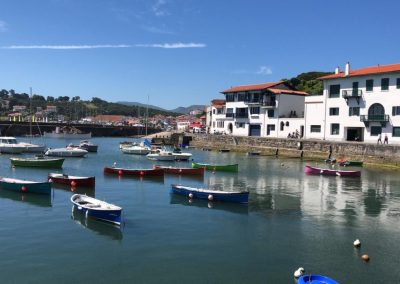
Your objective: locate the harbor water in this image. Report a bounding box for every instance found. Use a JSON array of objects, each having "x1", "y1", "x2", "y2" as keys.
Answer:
[{"x1": 0, "y1": 137, "x2": 399, "y2": 283}]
